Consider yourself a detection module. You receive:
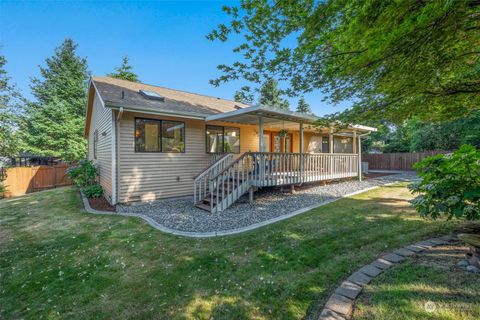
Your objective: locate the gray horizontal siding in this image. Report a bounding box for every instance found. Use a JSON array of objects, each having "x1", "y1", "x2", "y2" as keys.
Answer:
[{"x1": 88, "y1": 93, "x2": 113, "y2": 202}]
